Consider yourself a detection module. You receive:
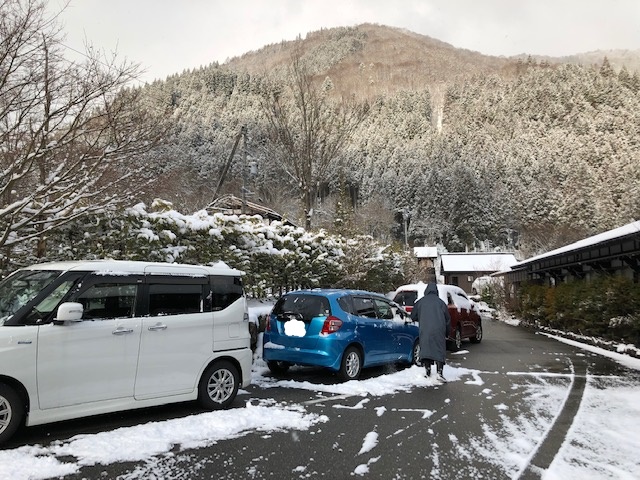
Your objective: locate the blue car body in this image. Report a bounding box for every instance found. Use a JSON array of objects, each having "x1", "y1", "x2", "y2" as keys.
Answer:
[{"x1": 262, "y1": 289, "x2": 419, "y2": 380}]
